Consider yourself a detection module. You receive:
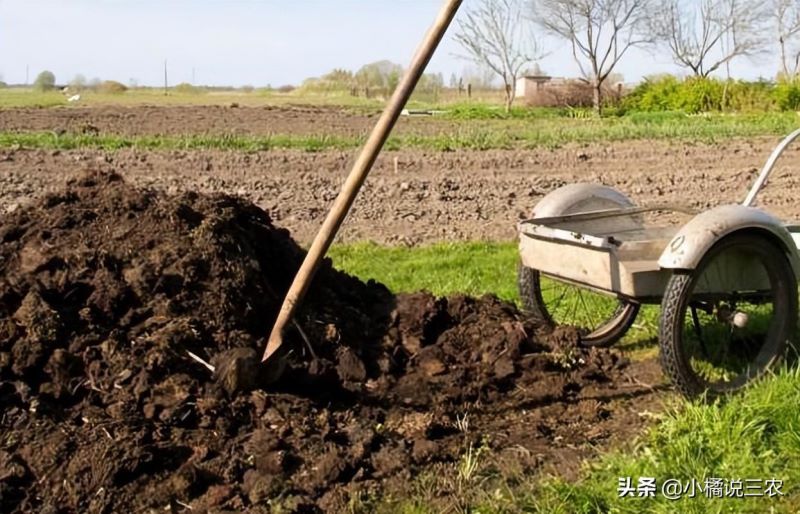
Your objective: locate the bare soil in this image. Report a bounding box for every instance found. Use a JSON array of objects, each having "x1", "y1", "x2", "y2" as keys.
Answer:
[
  {"x1": 0, "y1": 137, "x2": 799, "y2": 245},
  {"x1": 0, "y1": 105, "x2": 466, "y2": 138},
  {"x1": 0, "y1": 173, "x2": 663, "y2": 513}
]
